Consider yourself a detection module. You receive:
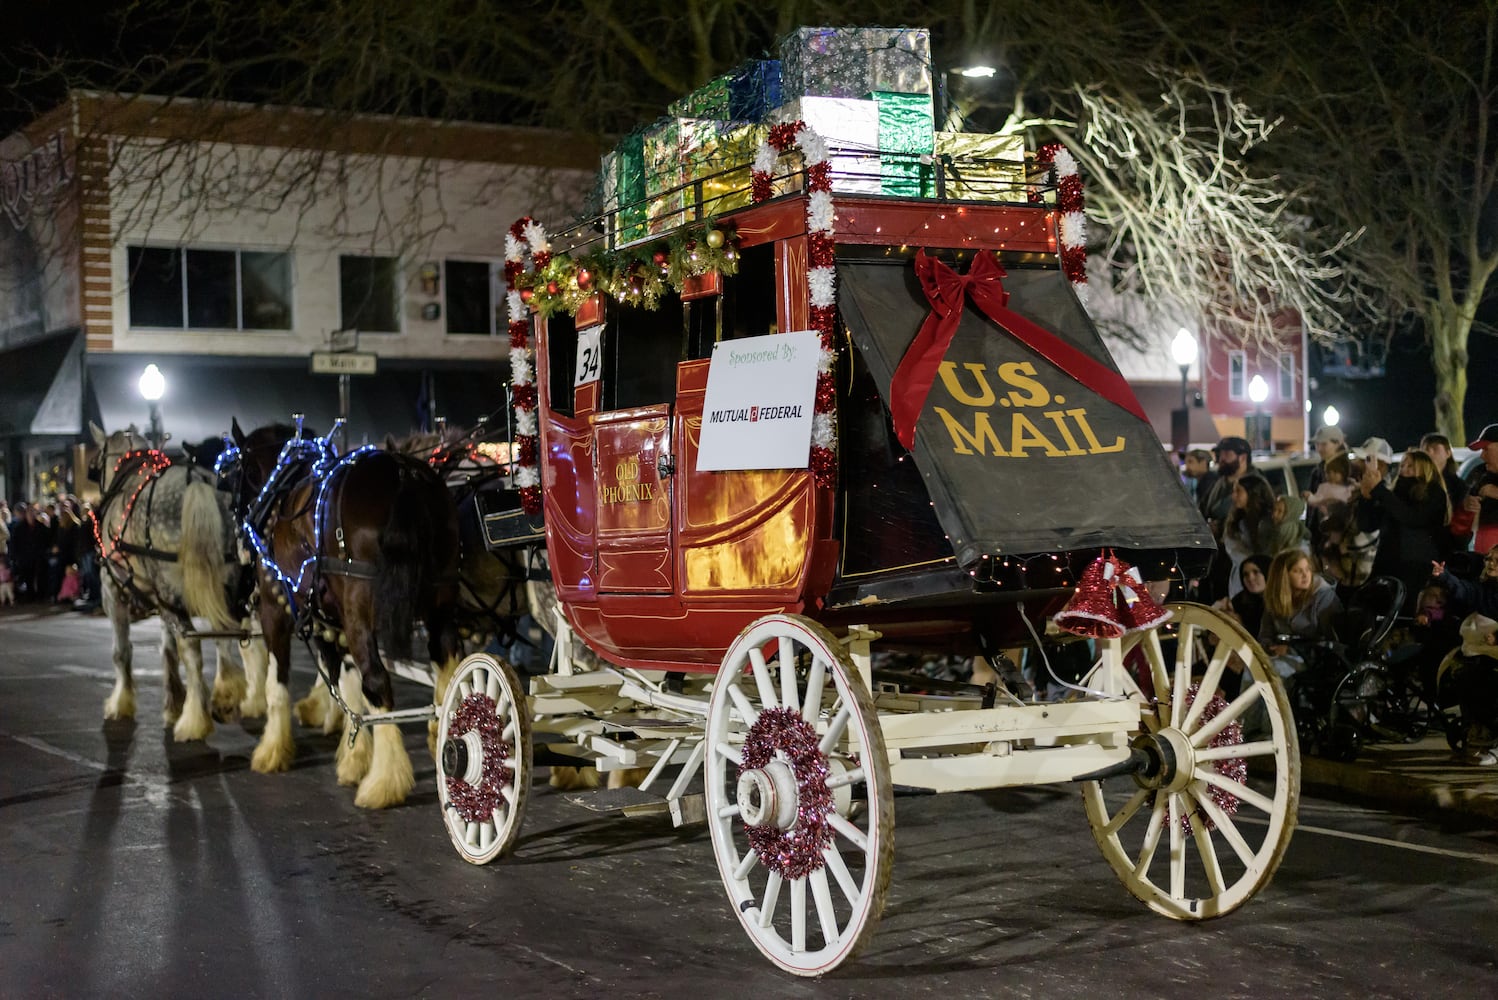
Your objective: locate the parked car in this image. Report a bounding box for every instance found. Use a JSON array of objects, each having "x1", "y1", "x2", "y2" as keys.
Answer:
[{"x1": 1250, "y1": 453, "x2": 1321, "y2": 500}]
